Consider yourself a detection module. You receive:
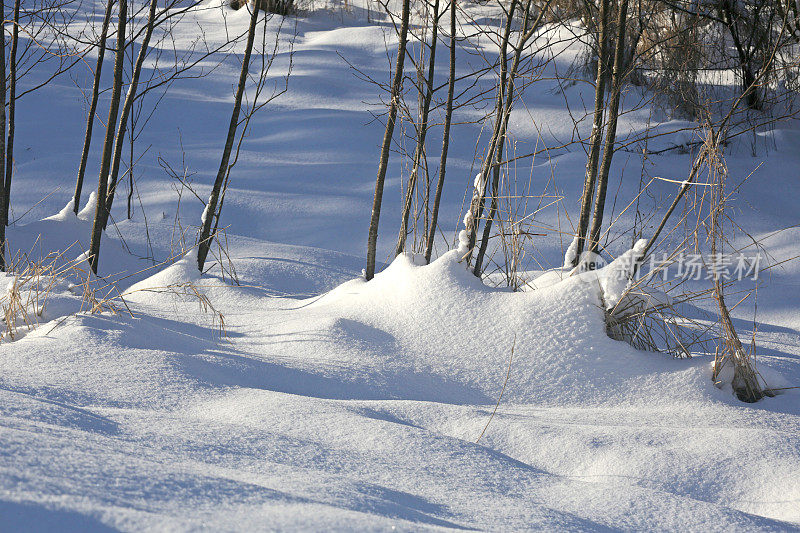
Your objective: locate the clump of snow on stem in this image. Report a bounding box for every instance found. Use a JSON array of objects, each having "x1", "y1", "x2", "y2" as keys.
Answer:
[
  {"x1": 77, "y1": 191, "x2": 97, "y2": 221},
  {"x1": 563, "y1": 236, "x2": 579, "y2": 268},
  {"x1": 200, "y1": 203, "x2": 211, "y2": 226},
  {"x1": 596, "y1": 239, "x2": 647, "y2": 309},
  {"x1": 457, "y1": 173, "x2": 486, "y2": 256}
]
